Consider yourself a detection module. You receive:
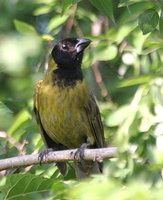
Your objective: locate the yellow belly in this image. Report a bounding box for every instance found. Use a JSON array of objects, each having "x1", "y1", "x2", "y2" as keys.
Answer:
[{"x1": 38, "y1": 80, "x2": 94, "y2": 148}]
